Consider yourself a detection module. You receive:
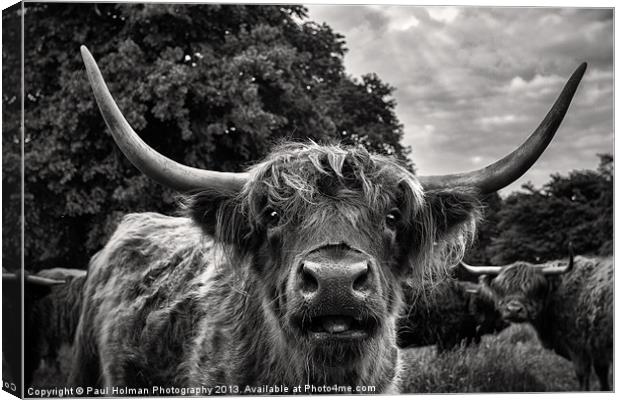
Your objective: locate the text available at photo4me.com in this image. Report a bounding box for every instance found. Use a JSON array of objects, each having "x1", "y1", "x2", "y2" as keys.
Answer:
[{"x1": 26, "y1": 383, "x2": 378, "y2": 397}]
